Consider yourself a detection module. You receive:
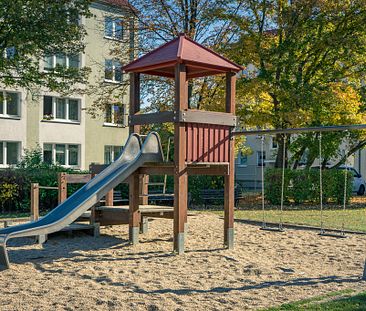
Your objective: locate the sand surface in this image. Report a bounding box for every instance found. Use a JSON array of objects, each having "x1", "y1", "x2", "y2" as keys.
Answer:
[{"x1": 1, "y1": 213, "x2": 366, "y2": 310}]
